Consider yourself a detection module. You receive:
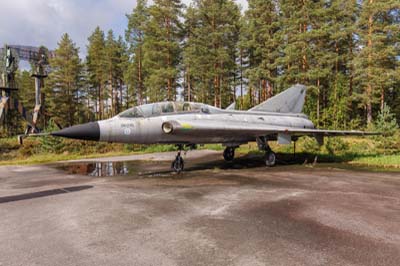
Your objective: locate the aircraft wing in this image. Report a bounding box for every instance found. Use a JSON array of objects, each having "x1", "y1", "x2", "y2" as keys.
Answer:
[{"x1": 162, "y1": 120, "x2": 378, "y2": 138}]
